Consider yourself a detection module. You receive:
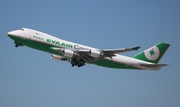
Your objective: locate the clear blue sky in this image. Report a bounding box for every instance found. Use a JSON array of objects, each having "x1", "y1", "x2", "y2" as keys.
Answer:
[{"x1": 1, "y1": 0, "x2": 179, "y2": 107}]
